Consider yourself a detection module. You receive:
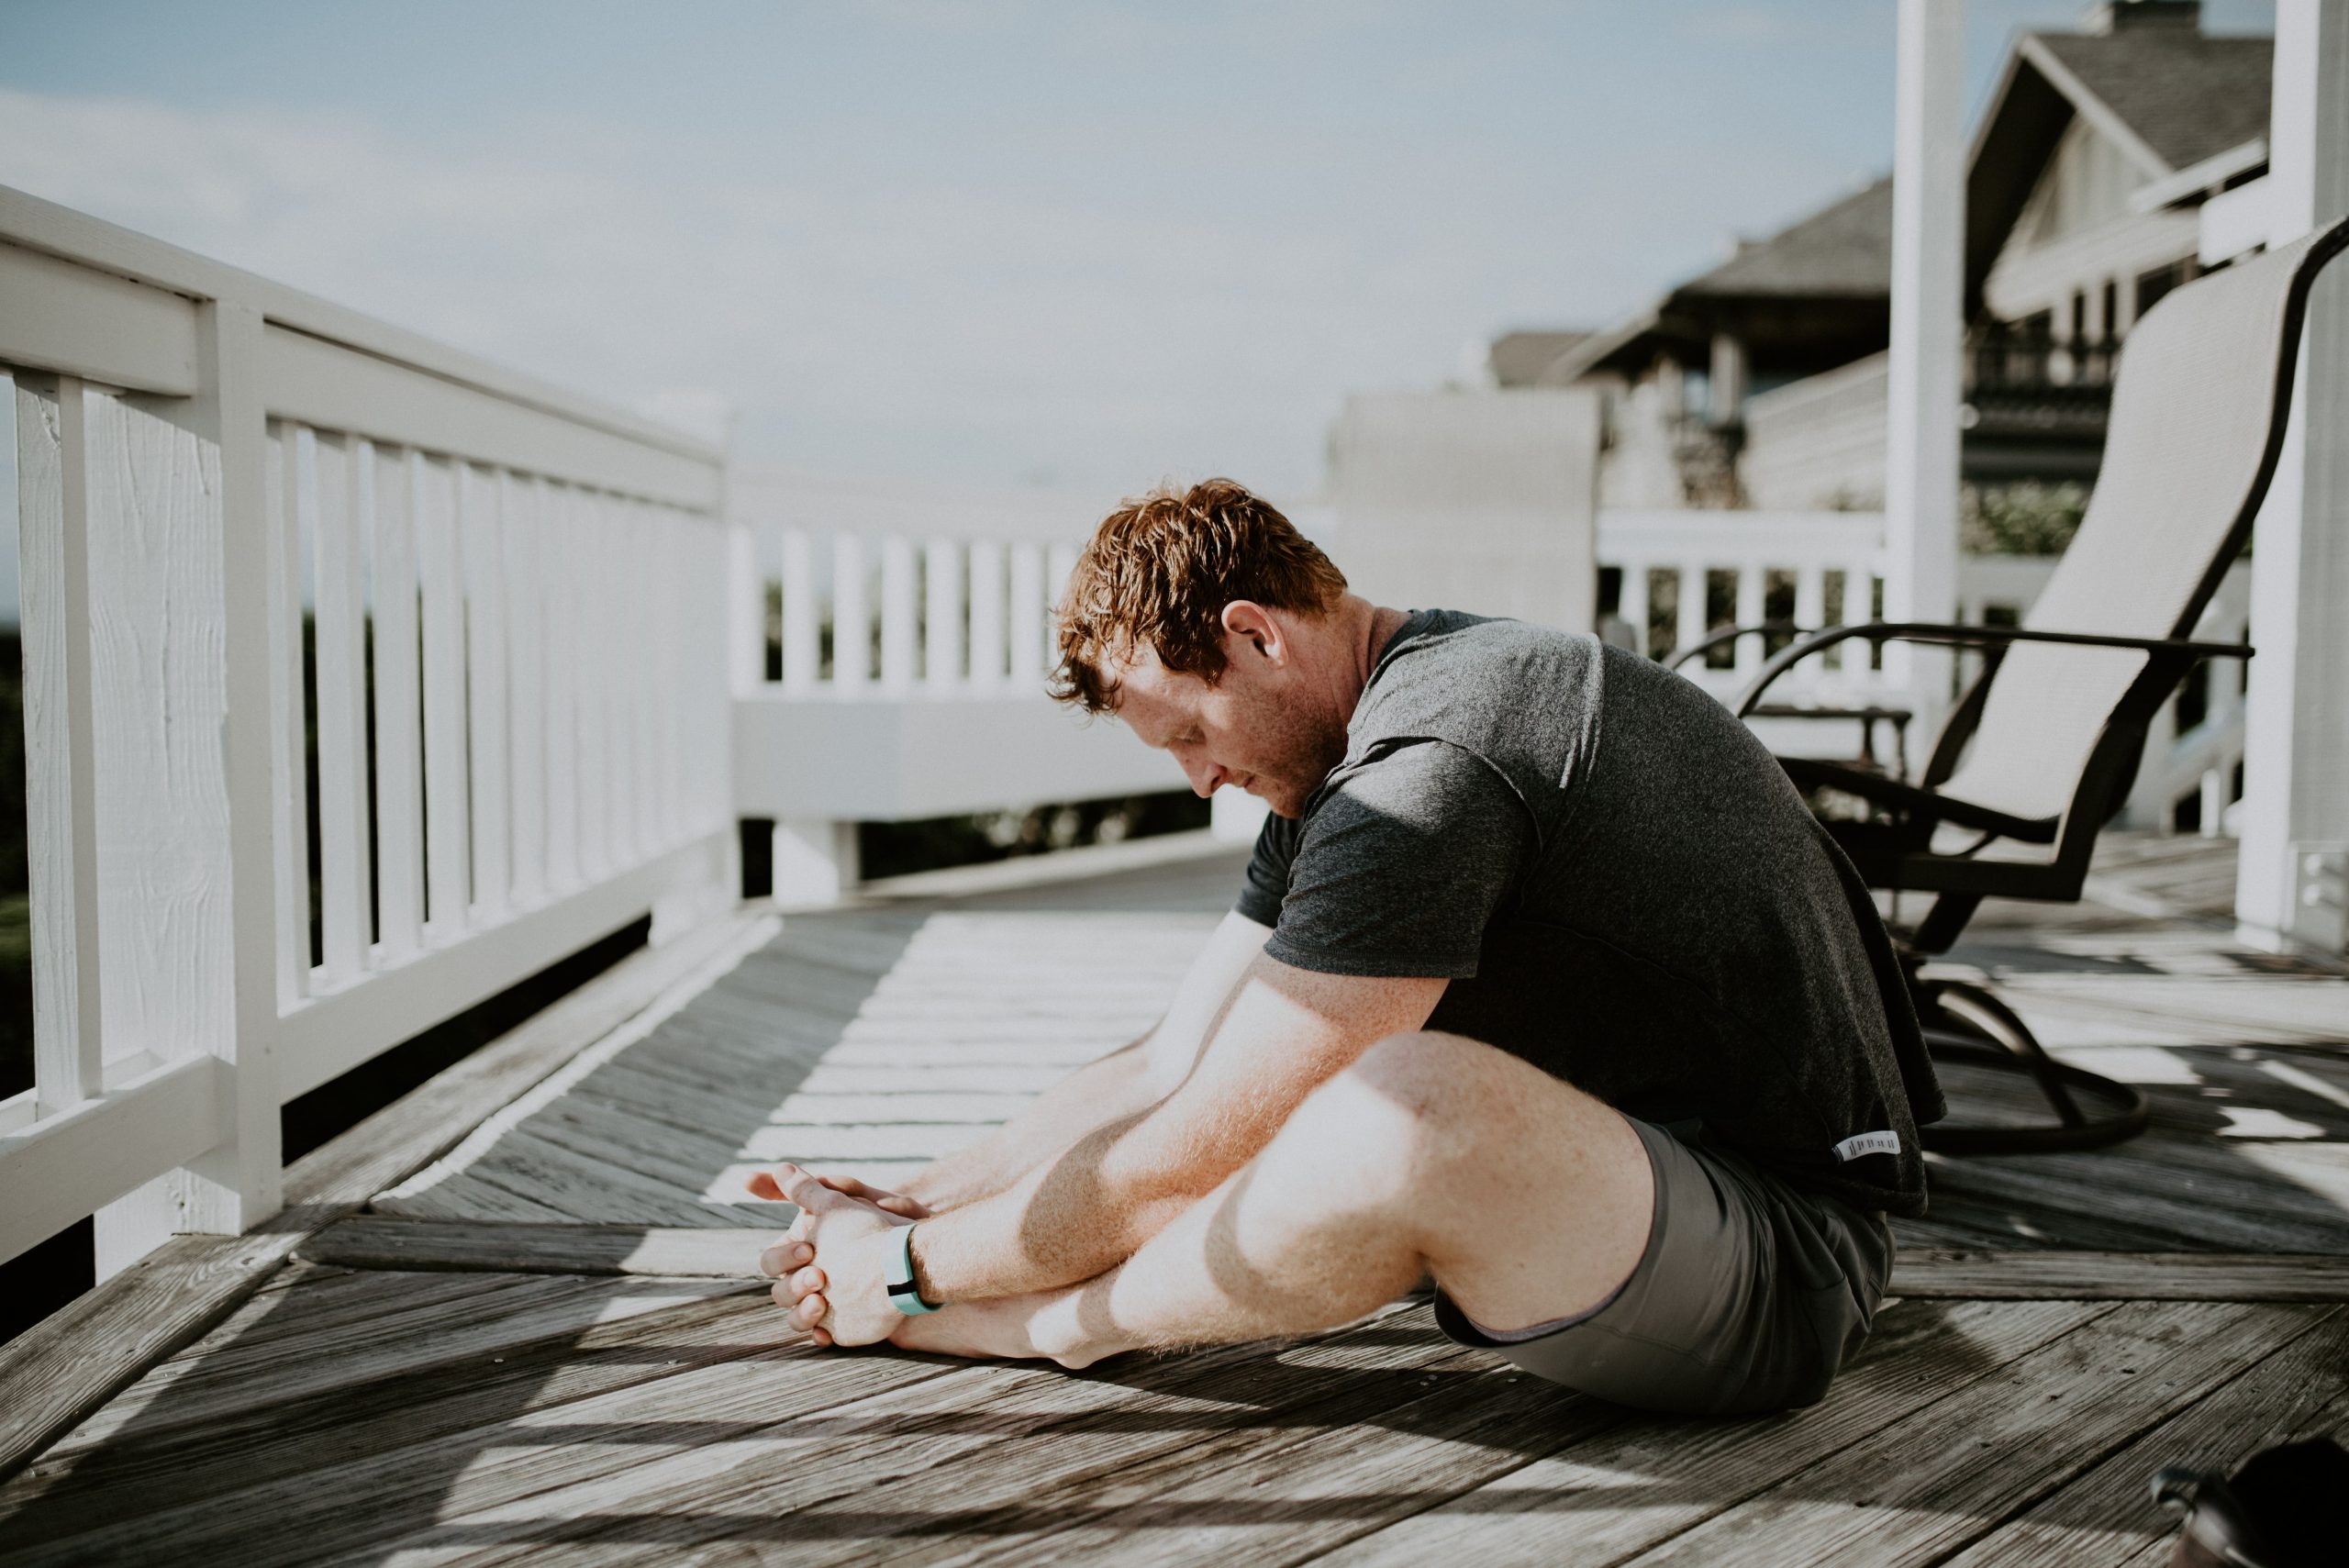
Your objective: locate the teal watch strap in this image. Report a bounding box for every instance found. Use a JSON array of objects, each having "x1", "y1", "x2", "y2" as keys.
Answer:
[{"x1": 885, "y1": 1224, "x2": 940, "y2": 1315}]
